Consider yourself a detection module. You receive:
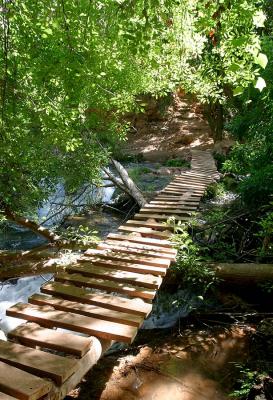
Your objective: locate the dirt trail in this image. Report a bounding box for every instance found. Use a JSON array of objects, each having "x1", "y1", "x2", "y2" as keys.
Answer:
[
  {"x1": 122, "y1": 93, "x2": 213, "y2": 162},
  {"x1": 68, "y1": 325, "x2": 251, "y2": 400}
]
